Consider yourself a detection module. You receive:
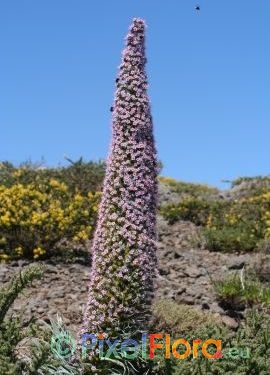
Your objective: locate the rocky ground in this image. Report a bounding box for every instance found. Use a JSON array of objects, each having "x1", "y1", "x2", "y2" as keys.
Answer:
[{"x1": 0, "y1": 214, "x2": 261, "y2": 337}]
